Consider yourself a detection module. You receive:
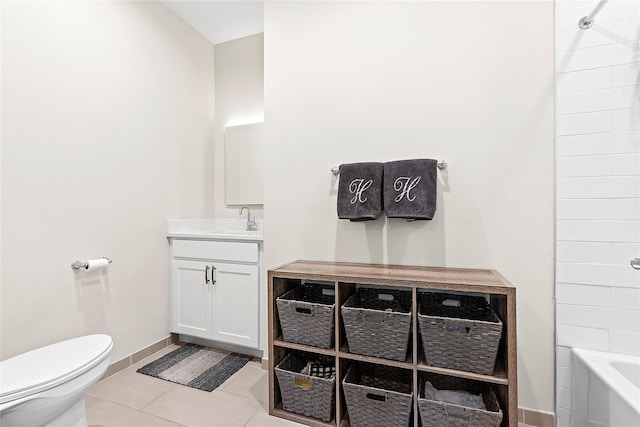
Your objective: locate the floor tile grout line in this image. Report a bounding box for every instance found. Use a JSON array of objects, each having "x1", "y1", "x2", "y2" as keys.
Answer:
[
  {"x1": 139, "y1": 381, "x2": 180, "y2": 412},
  {"x1": 242, "y1": 404, "x2": 266, "y2": 427},
  {"x1": 90, "y1": 364, "x2": 181, "y2": 412},
  {"x1": 138, "y1": 406, "x2": 184, "y2": 427},
  {"x1": 138, "y1": 387, "x2": 263, "y2": 427},
  {"x1": 138, "y1": 403, "x2": 185, "y2": 427},
  {"x1": 87, "y1": 395, "x2": 183, "y2": 426},
  {"x1": 89, "y1": 345, "x2": 278, "y2": 427}
]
